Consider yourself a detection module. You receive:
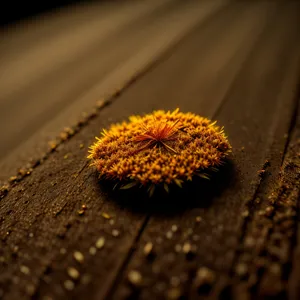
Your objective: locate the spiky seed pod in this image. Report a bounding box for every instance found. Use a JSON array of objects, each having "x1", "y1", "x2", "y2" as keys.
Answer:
[{"x1": 88, "y1": 108, "x2": 231, "y2": 196}]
